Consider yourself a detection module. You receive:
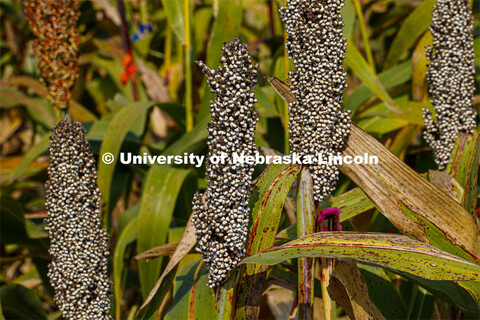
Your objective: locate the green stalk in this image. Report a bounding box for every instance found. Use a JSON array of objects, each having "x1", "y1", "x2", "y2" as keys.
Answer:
[
  {"x1": 54, "y1": 108, "x2": 63, "y2": 122},
  {"x1": 139, "y1": 0, "x2": 148, "y2": 24},
  {"x1": 297, "y1": 168, "x2": 315, "y2": 319},
  {"x1": 320, "y1": 217, "x2": 336, "y2": 320},
  {"x1": 353, "y1": 0, "x2": 375, "y2": 71},
  {"x1": 184, "y1": 0, "x2": 193, "y2": 132}
]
